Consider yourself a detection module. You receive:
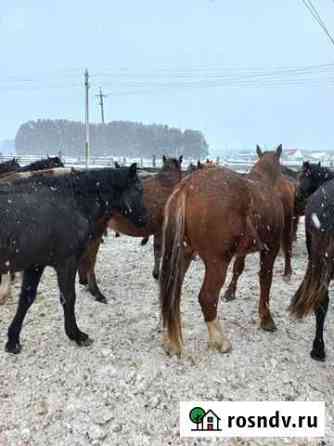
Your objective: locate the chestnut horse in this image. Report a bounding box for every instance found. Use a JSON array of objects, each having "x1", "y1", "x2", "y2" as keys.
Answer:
[
  {"x1": 160, "y1": 146, "x2": 284, "y2": 356},
  {"x1": 223, "y1": 147, "x2": 296, "y2": 301},
  {"x1": 77, "y1": 156, "x2": 183, "y2": 302}
]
